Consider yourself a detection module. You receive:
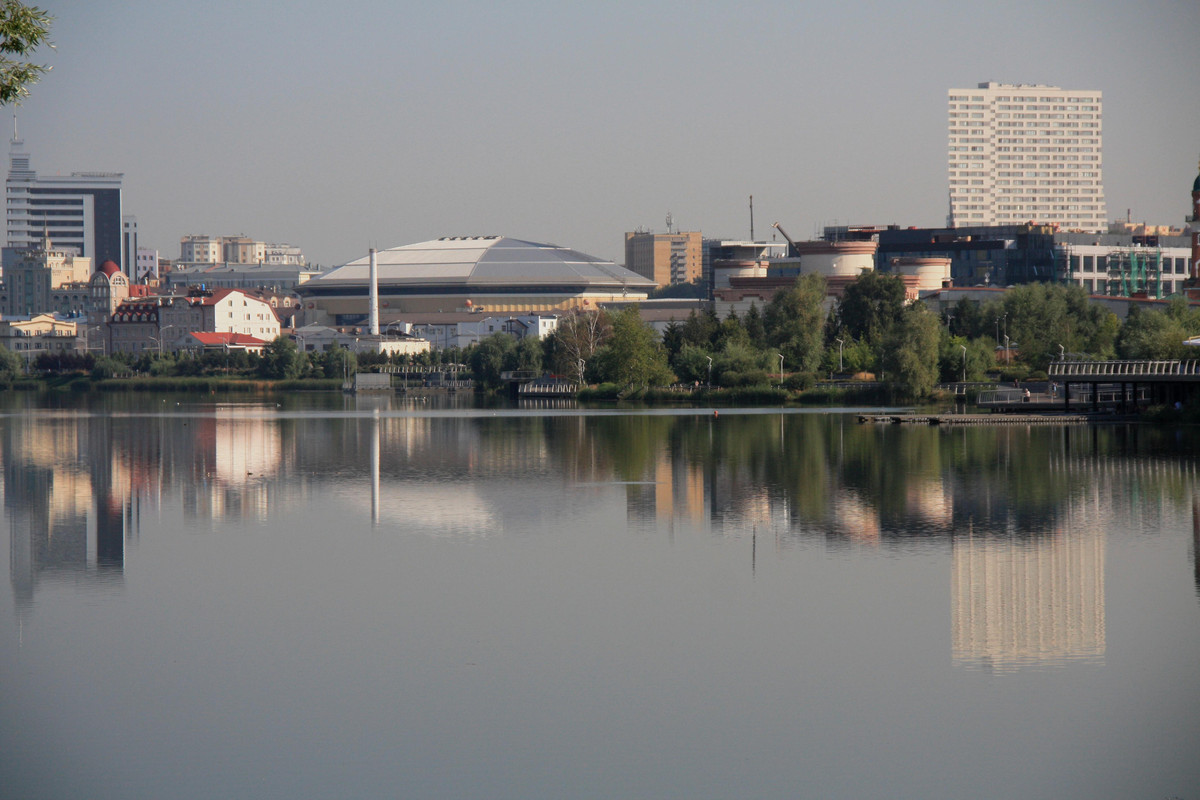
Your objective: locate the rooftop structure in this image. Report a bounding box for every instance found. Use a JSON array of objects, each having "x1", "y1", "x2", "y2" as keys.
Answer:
[{"x1": 297, "y1": 236, "x2": 654, "y2": 327}]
